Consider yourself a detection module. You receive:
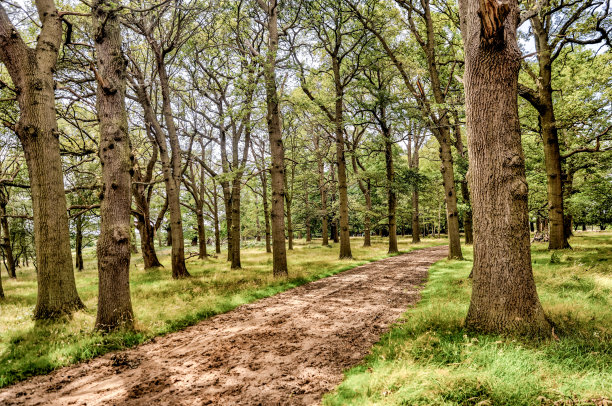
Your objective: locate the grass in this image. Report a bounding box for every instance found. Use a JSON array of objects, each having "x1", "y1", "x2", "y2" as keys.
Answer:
[
  {"x1": 323, "y1": 232, "x2": 612, "y2": 406},
  {"x1": 0, "y1": 235, "x2": 444, "y2": 388}
]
